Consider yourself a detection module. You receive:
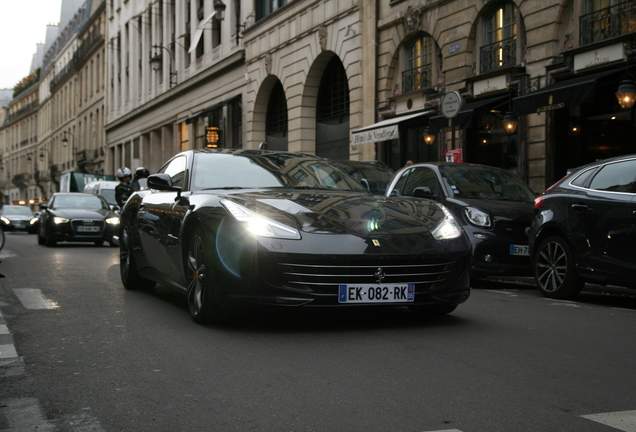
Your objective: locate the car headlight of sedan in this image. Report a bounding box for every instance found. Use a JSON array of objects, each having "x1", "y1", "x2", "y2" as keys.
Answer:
[
  {"x1": 221, "y1": 199, "x2": 301, "y2": 240},
  {"x1": 464, "y1": 207, "x2": 491, "y2": 228},
  {"x1": 105, "y1": 217, "x2": 120, "y2": 225},
  {"x1": 53, "y1": 216, "x2": 70, "y2": 224},
  {"x1": 432, "y1": 204, "x2": 463, "y2": 240},
  {"x1": 29, "y1": 217, "x2": 39, "y2": 225},
  {"x1": 0, "y1": 216, "x2": 10, "y2": 225}
]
